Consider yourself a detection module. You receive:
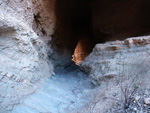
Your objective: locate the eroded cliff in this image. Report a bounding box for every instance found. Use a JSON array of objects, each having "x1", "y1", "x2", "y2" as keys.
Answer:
[{"x1": 1, "y1": 0, "x2": 150, "y2": 113}]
